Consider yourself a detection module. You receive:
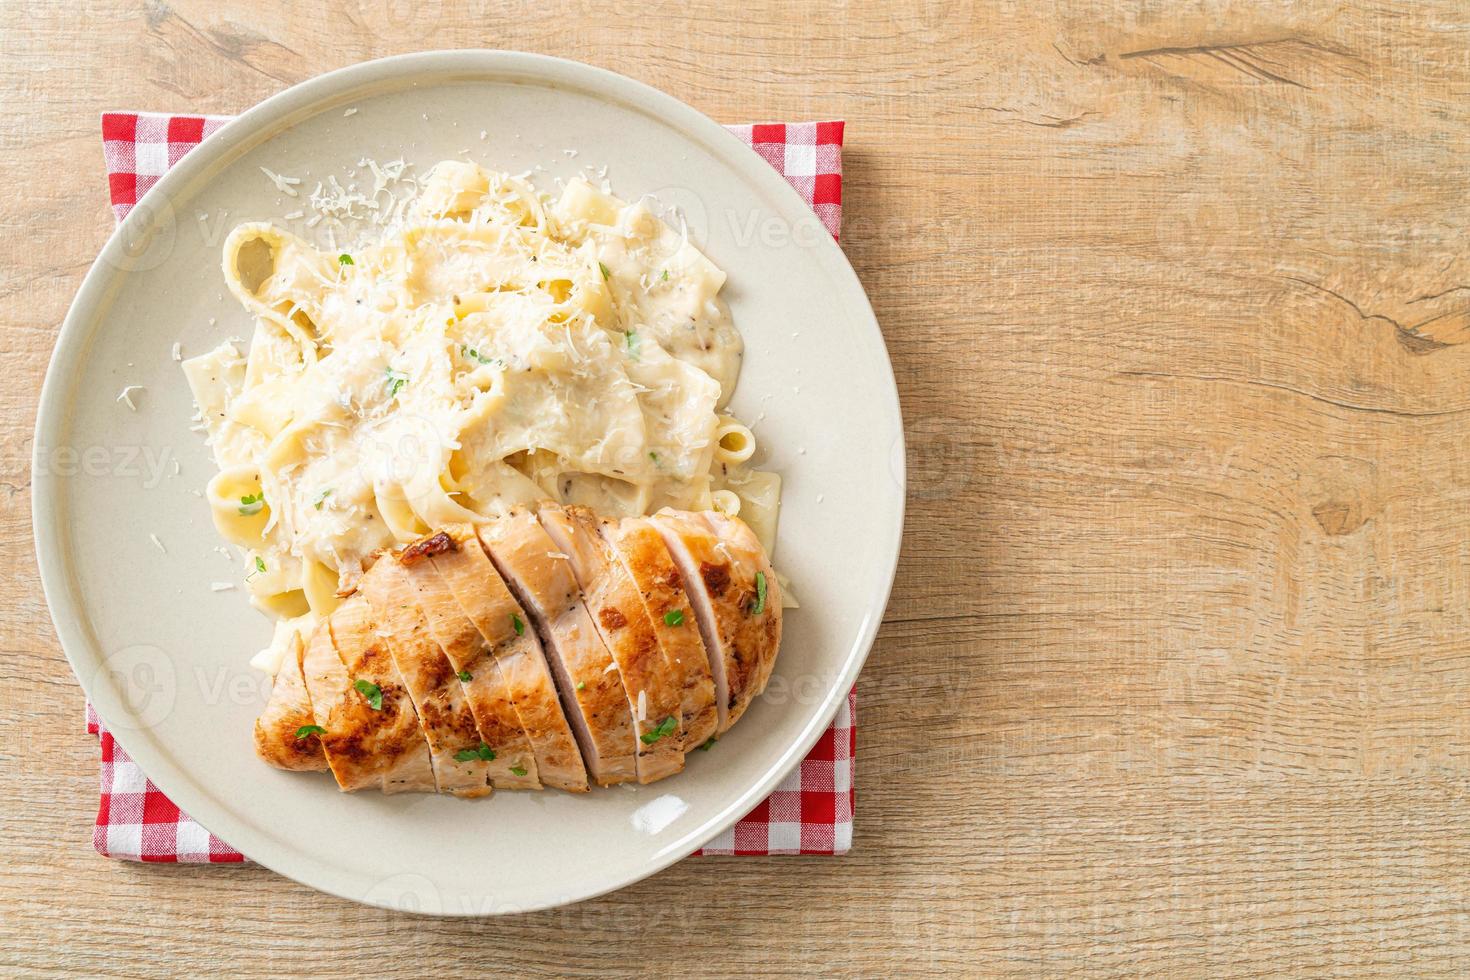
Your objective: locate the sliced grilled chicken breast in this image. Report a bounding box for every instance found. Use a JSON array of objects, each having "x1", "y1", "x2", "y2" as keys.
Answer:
[
  {"x1": 396, "y1": 531, "x2": 540, "y2": 791},
  {"x1": 255, "y1": 507, "x2": 782, "y2": 795},
  {"x1": 540, "y1": 504, "x2": 684, "y2": 783},
  {"x1": 478, "y1": 510, "x2": 638, "y2": 787},
  {"x1": 651, "y1": 510, "x2": 783, "y2": 733},
  {"x1": 601, "y1": 516, "x2": 719, "y2": 751},
  {"x1": 321, "y1": 596, "x2": 436, "y2": 793},
  {"x1": 361, "y1": 558, "x2": 492, "y2": 798},
  {"x1": 254, "y1": 630, "x2": 330, "y2": 772},
  {"x1": 432, "y1": 523, "x2": 587, "y2": 792}
]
